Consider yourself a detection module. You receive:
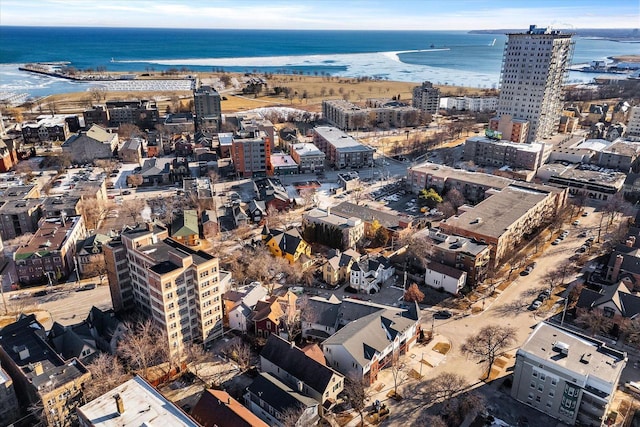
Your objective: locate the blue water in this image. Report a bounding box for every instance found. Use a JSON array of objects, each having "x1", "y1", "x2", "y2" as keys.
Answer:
[{"x1": 0, "y1": 26, "x2": 637, "y2": 98}]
